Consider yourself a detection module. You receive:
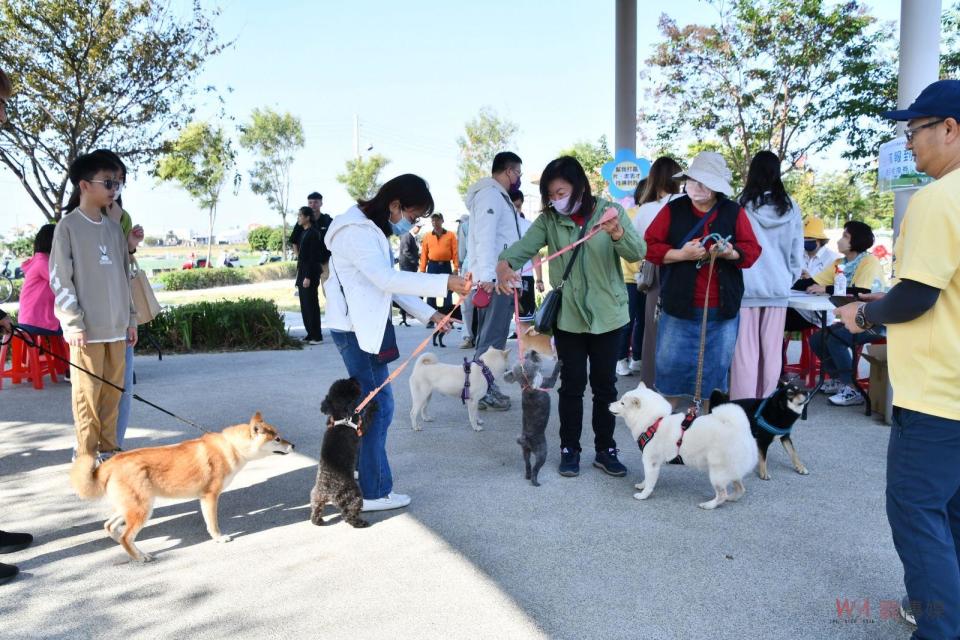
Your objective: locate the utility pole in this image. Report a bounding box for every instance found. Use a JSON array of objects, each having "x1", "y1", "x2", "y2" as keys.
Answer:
[{"x1": 614, "y1": 0, "x2": 637, "y2": 157}]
